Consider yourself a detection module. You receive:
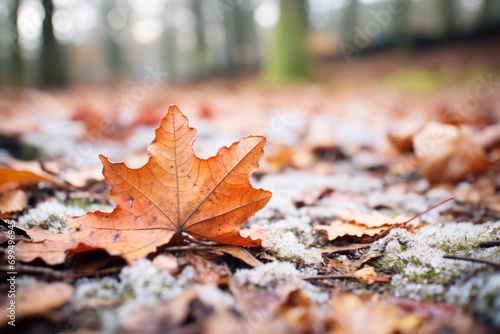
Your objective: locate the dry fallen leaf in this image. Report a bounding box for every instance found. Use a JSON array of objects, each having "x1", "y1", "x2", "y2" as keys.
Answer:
[
  {"x1": 0, "y1": 189, "x2": 28, "y2": 213},
  {"x1": 212, "y1": 245, "x2": 263, "y2": 267},
  {"x1": 1, "y1": 282, "x2": 74, "y2": 327},
  {"x1": 0, "y1": 167, "x2": 59, "y2": 193},
  {"x1": 354, "y1": 266, "x2": 391, "y2": 284},
  {"x1": 119, "y1": 287, "x2": 197, "y2": 333},
  {"x1": 152, "y1": 254, "x2": 179, "y2": 275},
  {"x1": 330, "y1": 294, "x2": 423, "y2": 334},
  {"x1": 413, "y1": 122, "x2": 489, "y2": 183},
  {"x1": 16, "y1": 226, "x2": 94, "y2": 265},
  {"x1": 381, "y1": 119, "x2": 424, "y2": 156},
  {"x1": 68, "y1": 105, "x2": 271, "y2": 263},
  {"x1": 314, "y1": 209, "x2": 416, "y2": 240}
]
